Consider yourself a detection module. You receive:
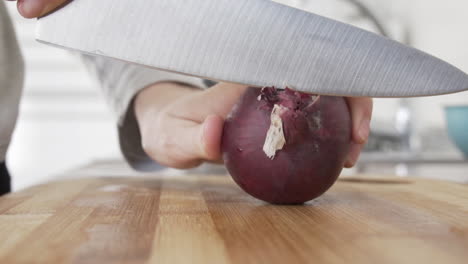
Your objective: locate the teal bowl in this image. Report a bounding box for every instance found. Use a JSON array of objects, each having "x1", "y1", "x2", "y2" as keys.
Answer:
[{"x1": 445, "y1": 105, "x2": 468, "y2": 157}]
